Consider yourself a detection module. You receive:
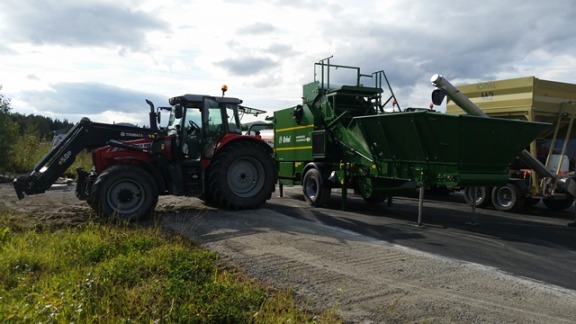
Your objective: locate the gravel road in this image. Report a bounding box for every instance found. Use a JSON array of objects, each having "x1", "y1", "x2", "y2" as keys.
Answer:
[
  {"x1": 2, "y1": 183, "x2": 576, "y2": 323},
  {"x1": 161, "y1": 200, "x2": 576, "y2": 324}
]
